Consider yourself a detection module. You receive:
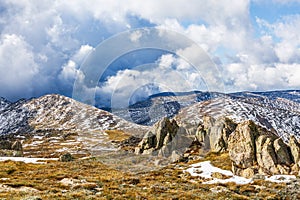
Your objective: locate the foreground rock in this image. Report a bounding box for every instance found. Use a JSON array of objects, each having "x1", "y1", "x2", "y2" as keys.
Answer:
[
  {"x1": 135, "y1": 118, "x2": 192, "y2": 161},
  {"x1": 227, "y1": 120, "x2": 299, "y2": 177},
  {"x1": 135, "y1": 115, "x2": 300, "y2": 177},
  {"x1": 195, "y1": 116, "x2": 237, "y2": 152},
  {"x1": 290, "y1": 135, "x2": 300, "y2": 166},
  {"x1": 228, "y1": 121, "x2": 258, "y2": 170}
]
